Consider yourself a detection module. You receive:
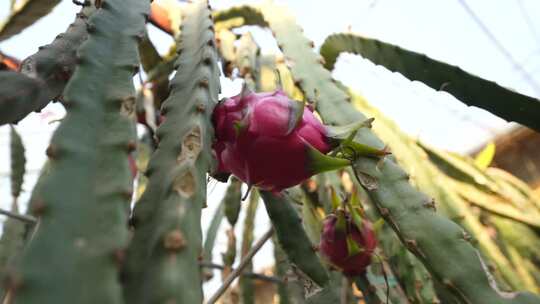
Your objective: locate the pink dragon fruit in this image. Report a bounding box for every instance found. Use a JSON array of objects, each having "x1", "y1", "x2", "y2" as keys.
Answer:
[
  {"x1": 319, "y1": 211, "x2": 377, "y2": 276},
  {"x1": 213, "y1": 91, "x2": 349, "y2": 192},
  {"x1": 211, "y1": 88, "x2": 350, "y2": 192}
]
